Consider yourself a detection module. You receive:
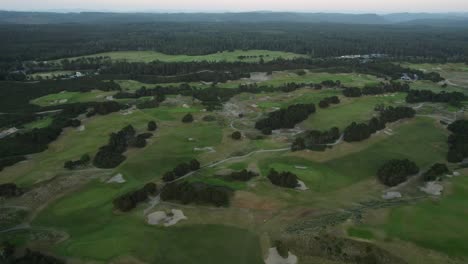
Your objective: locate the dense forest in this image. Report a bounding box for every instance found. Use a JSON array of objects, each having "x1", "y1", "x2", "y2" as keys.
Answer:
[{"x1": 1, "y1": 22, "x2": 467, "y2": 63}]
